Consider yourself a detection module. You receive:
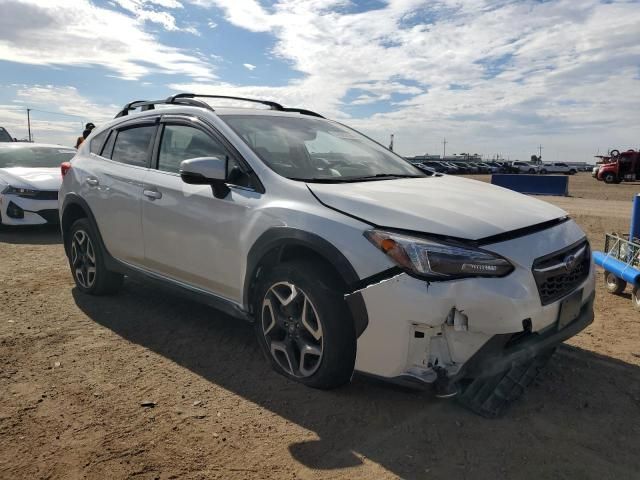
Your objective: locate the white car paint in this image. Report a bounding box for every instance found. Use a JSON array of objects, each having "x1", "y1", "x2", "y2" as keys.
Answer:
[
  {"x1": 60, "y1": 104, "x2": 595, "y2": 394},
  {"x1": 540, "y1": 162, "x2": 576, "y2": 174},
  {"x1": 308, "y1": 175, "x2": 567, "y2": 240},
  {"x1": 512, "y1": 161, "x2": 539, "y2": 173},
  {"x1": 0, "y1": 143, "x2": 74, "y2": 226}
]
